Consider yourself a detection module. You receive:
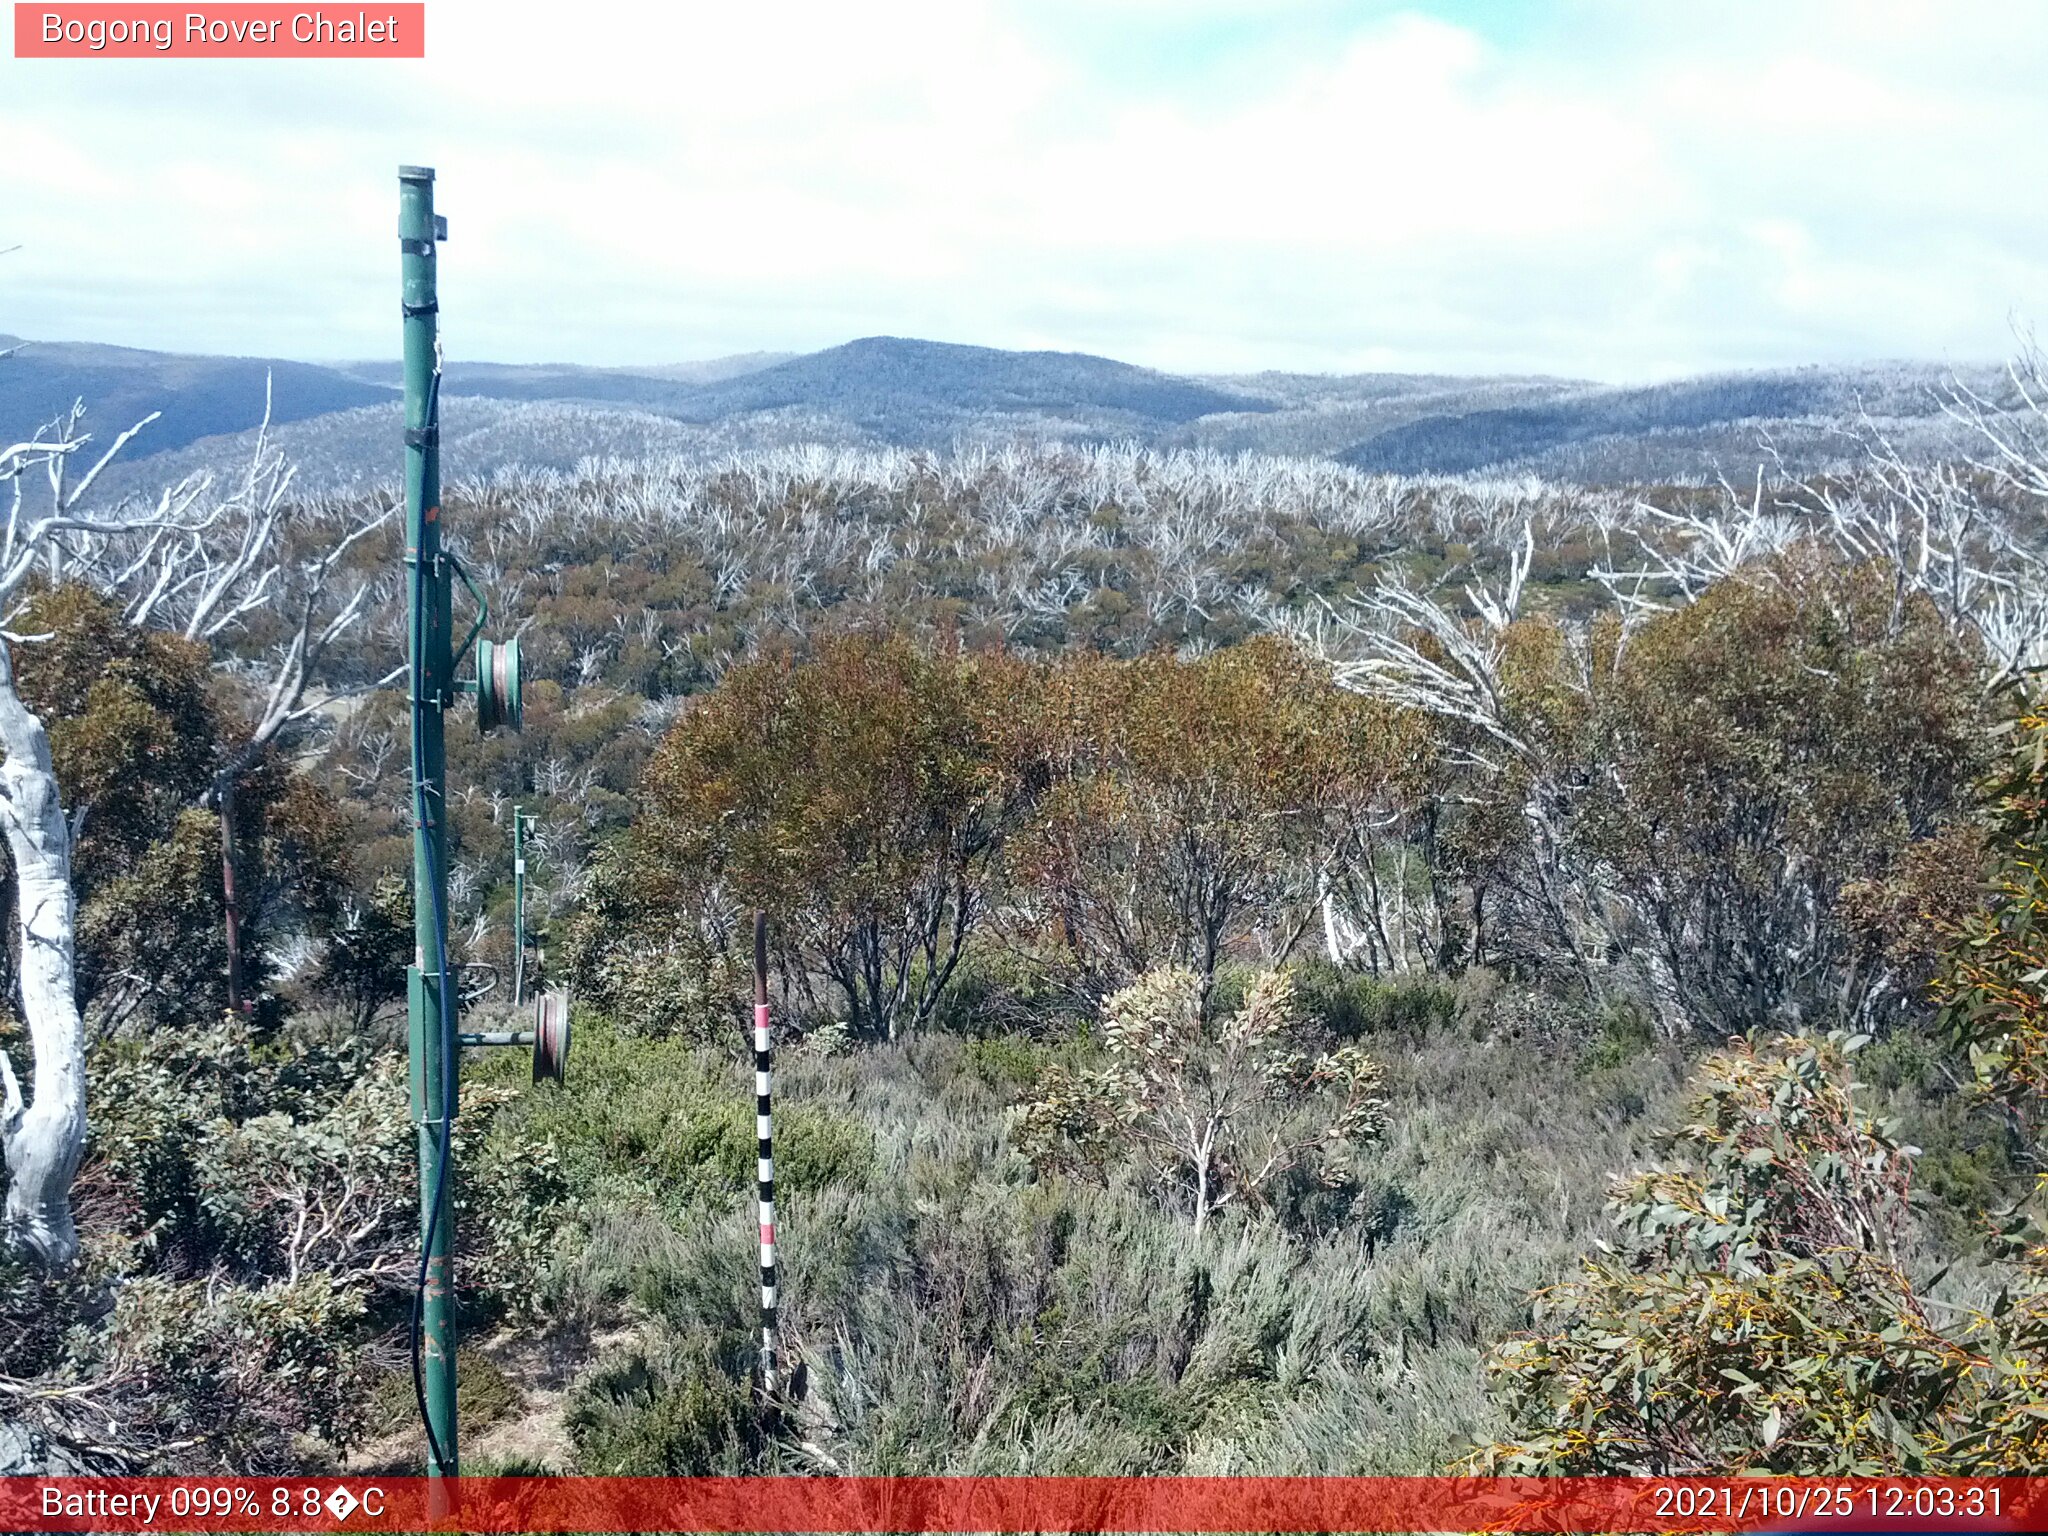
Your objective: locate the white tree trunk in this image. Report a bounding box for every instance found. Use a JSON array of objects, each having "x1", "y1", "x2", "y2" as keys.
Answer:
[
  {"x1": 0, "y1": 640, "x2": 85, "y2": 1270},
  {"x1": 1319, "y1": 871, "x2": 1347, "y2": 967}
]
